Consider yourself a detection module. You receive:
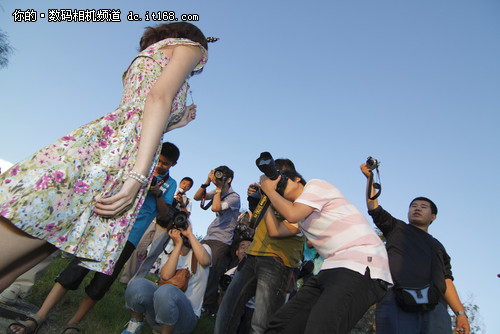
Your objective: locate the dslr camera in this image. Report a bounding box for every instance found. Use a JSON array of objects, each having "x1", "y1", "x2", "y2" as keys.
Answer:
[
  {"x1": 214, "y1": 167, "x2": 226, "y2": 183},
  {"x1": 255, "y1": 152, "x2": 288, "y2": 195},
  {"x1": 219, "y1": 274, "x2": 233, "y2": 292},
  {"x1": 172, "y1": 210, "x2": 188, "y2": 230}
]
